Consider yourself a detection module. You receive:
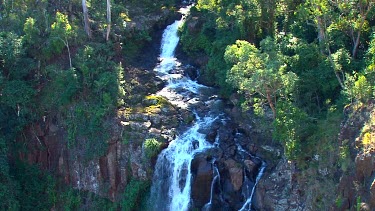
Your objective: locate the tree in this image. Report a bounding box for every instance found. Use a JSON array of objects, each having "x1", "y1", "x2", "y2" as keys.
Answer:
[
  {"x1": 224, "y1": 38, "x2": 298, "y2": 118},
  {"x1": 299, "y1": 0, "x2": 345, "y2": 88},
  {"x1": 0, "y1": 32, "x2": 23, "y2": 78},
  {"x1": 106, "y1": 0, "x2": 111, "y2": 41},
  {"x1": 273, "y1": 101, "x2": 311, "y2": 160},
  {"x1": 50, "y1": 12, "x2": 74, "y2": 68},
  {"x1": 82, "y1": 0, "x2": 92, "y2": 38},
  {"x1": 330, "y1": 0, "x2": 374, "y2": 58}
]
